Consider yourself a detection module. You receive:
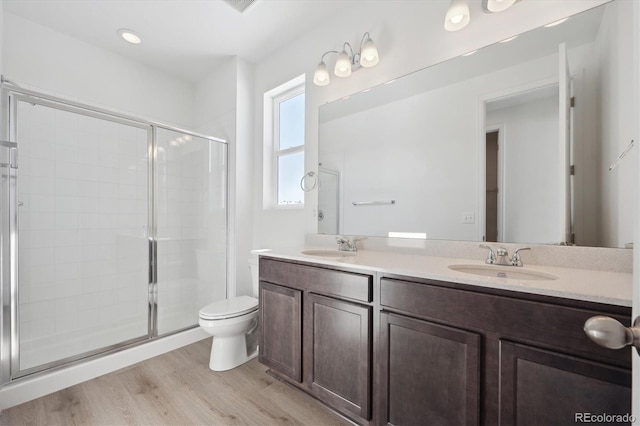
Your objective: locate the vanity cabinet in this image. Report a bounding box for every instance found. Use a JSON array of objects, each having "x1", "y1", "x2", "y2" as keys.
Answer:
[
  {"x1": 259, "y1": 256, "x2": 632, "y2": 426},
  {"x1": 377, "y1": 275, "x2": 632, "y2": 426},
  {"x1": 305, "y1": 294, "x2": 372, "y2": 421},
  {"x1": 499, "y1": 341, "x2": 631, "y2": 425},
  {"x1": 258, "y1": 257, "x2": 374, "y2": 424},
  {"x1": 379, "y1": 312, "x2": 481, "y2": 425},
  {"x1": 258, "y1": 281, "x2": 302, "y2": 382}
]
